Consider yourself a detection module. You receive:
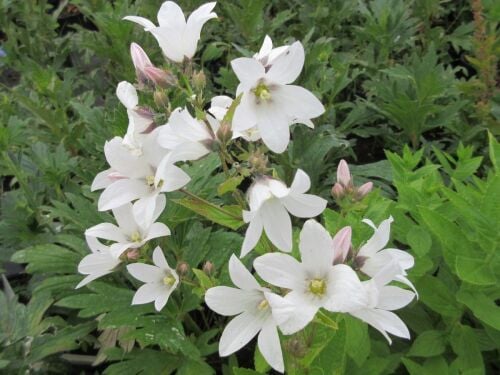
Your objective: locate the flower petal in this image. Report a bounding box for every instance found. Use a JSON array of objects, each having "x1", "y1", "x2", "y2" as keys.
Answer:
[
  {"x1": 184, "y1": 2, "x2": 217, "y2": 58},
  {"x1": 323, "y1": 265, "x2": 366, "y2": 313},
  {"x1": 256, "y1": 103, "x2": 290, "y2": 154},
  {"x1": 266, "y1": 41, "x2": 304, "y2": 84},
  {"x1": 232, "y1": 92, "x2": 258, "y2": 132},
  {"x1": 155, "y1": 155, "x2": 191, "y2": 192},
  {"x1": 275, "y1": 290, "x2": 318, "y2": 334},
  {"x1": 299, "y1": 219, "x2": 334, "y2": 276},
  {"x1": 104, "y1": 137, "x2": 152, "y2": 178},
  {"x1": 98, "y1": 179, "x2": 151, "y2": 211},
  {"x1": 116, "y1": 81, "x2": 138, "y2": 109},
  {"x1": 377, "y1": 285, "x2": 415, "y2": 311},
  {"x1": 205, "y1": 286, "x2": 261, "y2": 316},
  {"x1": 281, "y1": 193, "x2": 327, "y2": 218},
  {"x1": 91, "y1": 168, "x2": 115, "y2": 191},
  {"x1": 231, "y1": 57, "x2": 265, "y2": 88},
  {"x1": 241, "y1": 214, "x2": 264, "y2": 257},
  {"x1": 131, "y1": 282, "x2": 164, "y2": 305},
  {"x1": 358, "y1": 216, "x2": 394, "y2": 258},
  {"x1": 127, "y1": 263, "x2": 164, "y2": 283},
  {"x1": 229, "y1": 254, "x2": 261, "y2": 290},
  {"x1": 289, "y1": 169, "x2": 311, "y2": 195},
  {"x1": 145, "y1": 222, "x2": 171, "y2": 242},
  {"x1": 219, "y1": 311, "x2": 265, "y2": 357},
  {"x1": 253, "y1": 253, "x2": 304, "y2": 290},
  {"x1": 123, "y1": 15, "x2": 156, "y2": 30},
  {"x1": 154, "y1": 285, "x2": 175, "y2": 311},
  {"x1": 157, "y1": 1, "x2": 186, "y2": 28},
  {"x1": 332, "y1": 226, "x2": 352, "y2": 264},
  {"x1": 111, "y1": 203, "x2": 138, "y2": 236},
  {"x1": 260, "y1": 199, "x2": 292, "y2": 252},
  {"x1": 349, "y1": 308, "x2": 410, "y2": 344},
  {"x1": 85, "y1": 223, "x2": 128, "y2": 243},
  {"x1": 258, "y1": 319, "x2": 284, "y2": 373},
  {"x1": 272, "y1": 84, "x2": 324, "y2": 120},
  {"x1": 132, "y1": 194, "x2": 159, "y2": 231}
]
